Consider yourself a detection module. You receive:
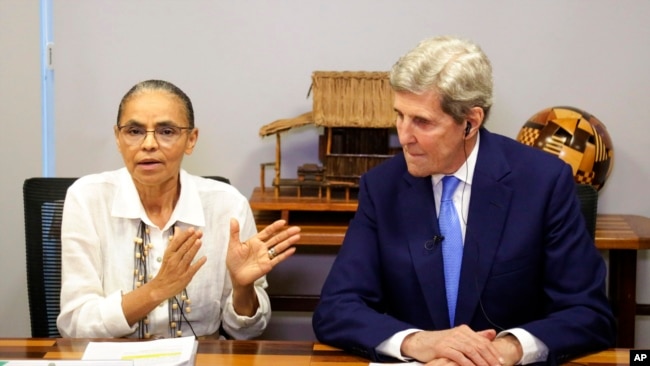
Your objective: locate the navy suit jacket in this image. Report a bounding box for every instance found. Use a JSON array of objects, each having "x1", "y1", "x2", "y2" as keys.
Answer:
[{"x1": 313, "y1": 128, "x2": 615, "y2": 364}]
